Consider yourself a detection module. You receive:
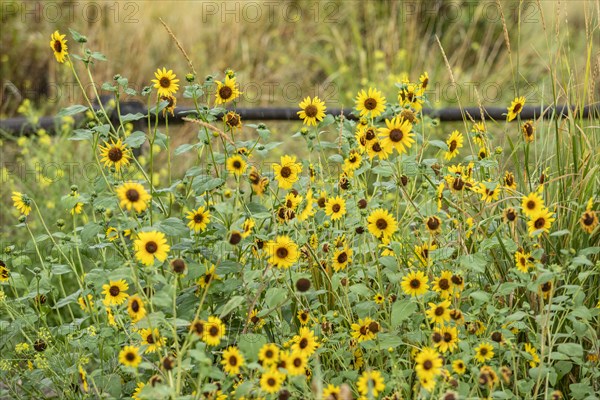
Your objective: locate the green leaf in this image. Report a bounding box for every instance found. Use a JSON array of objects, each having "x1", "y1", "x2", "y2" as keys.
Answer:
[
  {"x1": 557, "y1": 342, "x2": 583, "y2": 360},
  {"x1": 70, "y1": 129, "x2": 93, "y2": 141},
  {"x1": 156, "y1": 218, "x2": 188, "y2": 237},
  {"x1": 192, "y1": 176, "x2": 224, "y2": 194},
  {"x1": 390, "y1": 300, "x2": 418, "y2": 328},
  {"x1": 550, "y1": 229, "x2": 570, "y2": 237},
  {"x1": 428, "y1": 140, "x2": 448, "y2": 150},
  {"x1": 264, "y1": 287, "x2": 288, "y2": 309},
  {"x1": 175, "y1": 143, "x2": 197, "y2": 155},
  {"x1": 219, "y1": 296, "x2": 245, "y2": 318},
  {"x1": 51, "y1": 264, "x2": 72, "y2": 275},
  {"x1": 120, "y1": 113, "x2": 145, "y2": 123},
  {"x1": 124, "y1": 131, "x2": 147, "y2": 148},
  {"x1": 57, "y1": 105, "x2": 88, "y2": 117},
  {"x1": 470, "y1": 291, "x2": 491, "y2": 303},
  {"x1": 237, "y1": 334, "x2": 267, "y2": 362}
]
